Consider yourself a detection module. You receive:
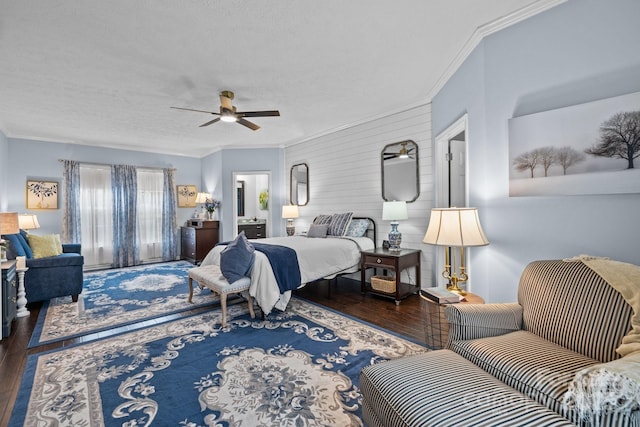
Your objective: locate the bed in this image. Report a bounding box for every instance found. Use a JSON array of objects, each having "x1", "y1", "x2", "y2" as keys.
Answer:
[{"x1": 200, "y1": 216, "x2": 376, "y2": 315}]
